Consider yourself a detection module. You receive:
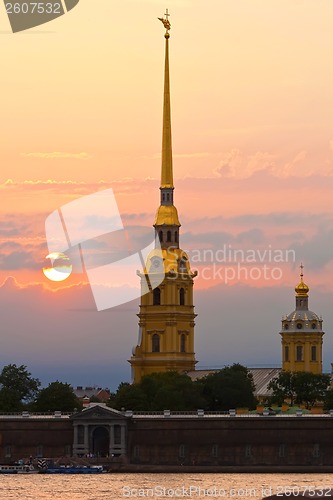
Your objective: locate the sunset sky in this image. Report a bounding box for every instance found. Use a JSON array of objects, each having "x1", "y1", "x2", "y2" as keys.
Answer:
[{"x1": 1, "y1": 0, "x2": 333, "y2": 390}]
